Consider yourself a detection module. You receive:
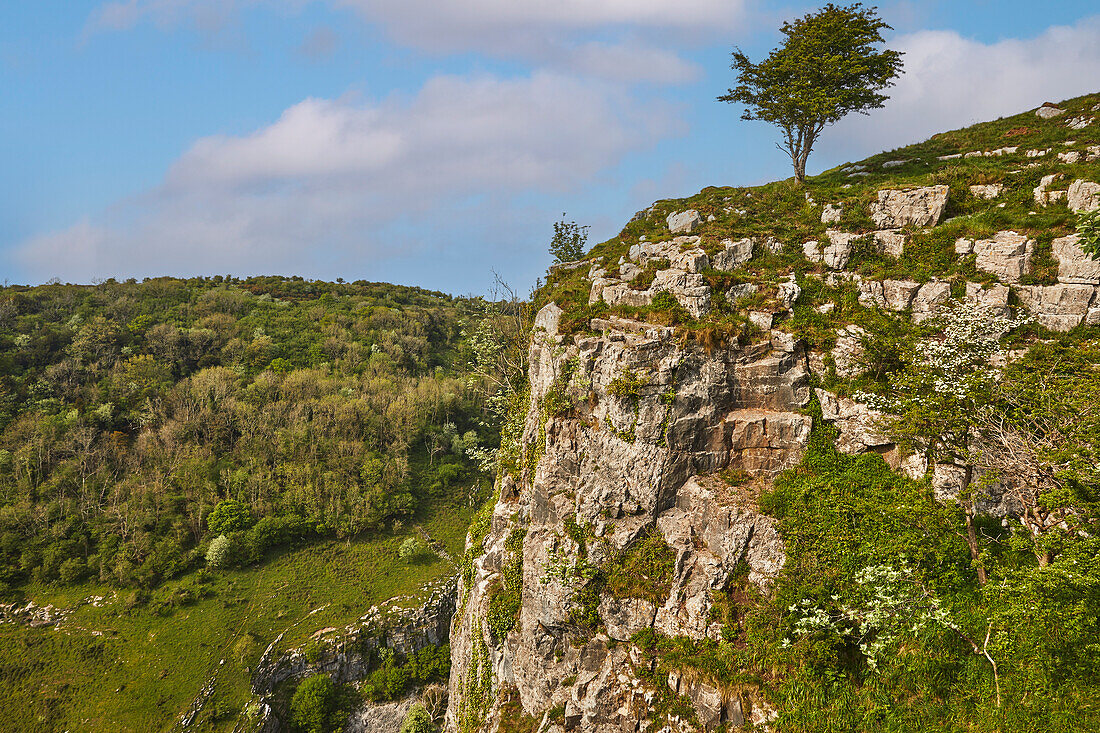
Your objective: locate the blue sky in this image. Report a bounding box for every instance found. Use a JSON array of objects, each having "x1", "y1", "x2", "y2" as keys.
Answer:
[{"x1": 3, "y1": 1, "x2": 1099, "y2": 294}]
